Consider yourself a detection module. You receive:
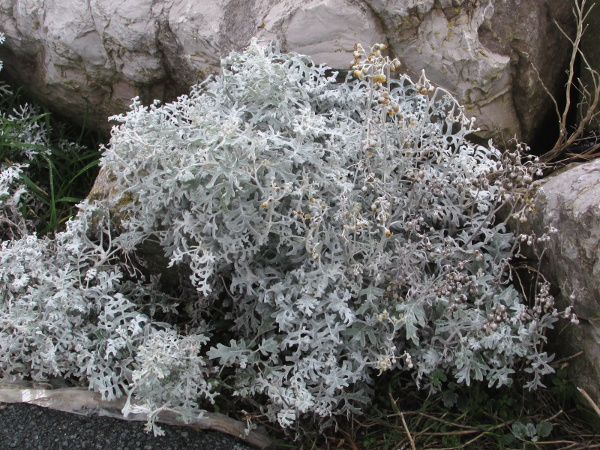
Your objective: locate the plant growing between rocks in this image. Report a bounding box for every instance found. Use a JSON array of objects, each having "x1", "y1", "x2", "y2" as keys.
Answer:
[
  {"x1": 0, "y1": 32, "x2": 101, "y2": 237},
  {"x1": 0, "y1": 39, "x2": 578, "y2": 436}
]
